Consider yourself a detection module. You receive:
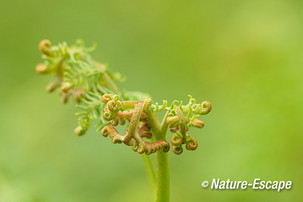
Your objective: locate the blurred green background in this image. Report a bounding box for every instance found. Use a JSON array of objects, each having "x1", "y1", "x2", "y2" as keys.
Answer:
[{"x1": 0, "y1": 0, "x2": 302, "y2": 201}]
